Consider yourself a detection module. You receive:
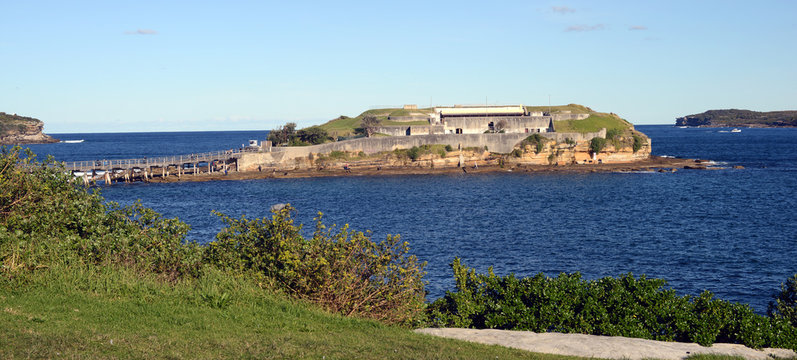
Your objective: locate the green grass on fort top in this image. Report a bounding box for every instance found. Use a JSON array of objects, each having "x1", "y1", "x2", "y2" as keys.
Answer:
[
  {"x1": 525, "y1": 104, "x2": 593, "y2": 114},
  {"x1": 0, "y1": 265, "x2": 581, "y2": 360},
  {"x1": 318, "y1": 108, "x2": 433, "y2": 137},
  {"x1": 554, "y1": 114, "x2": 633, "y2": 134}
]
